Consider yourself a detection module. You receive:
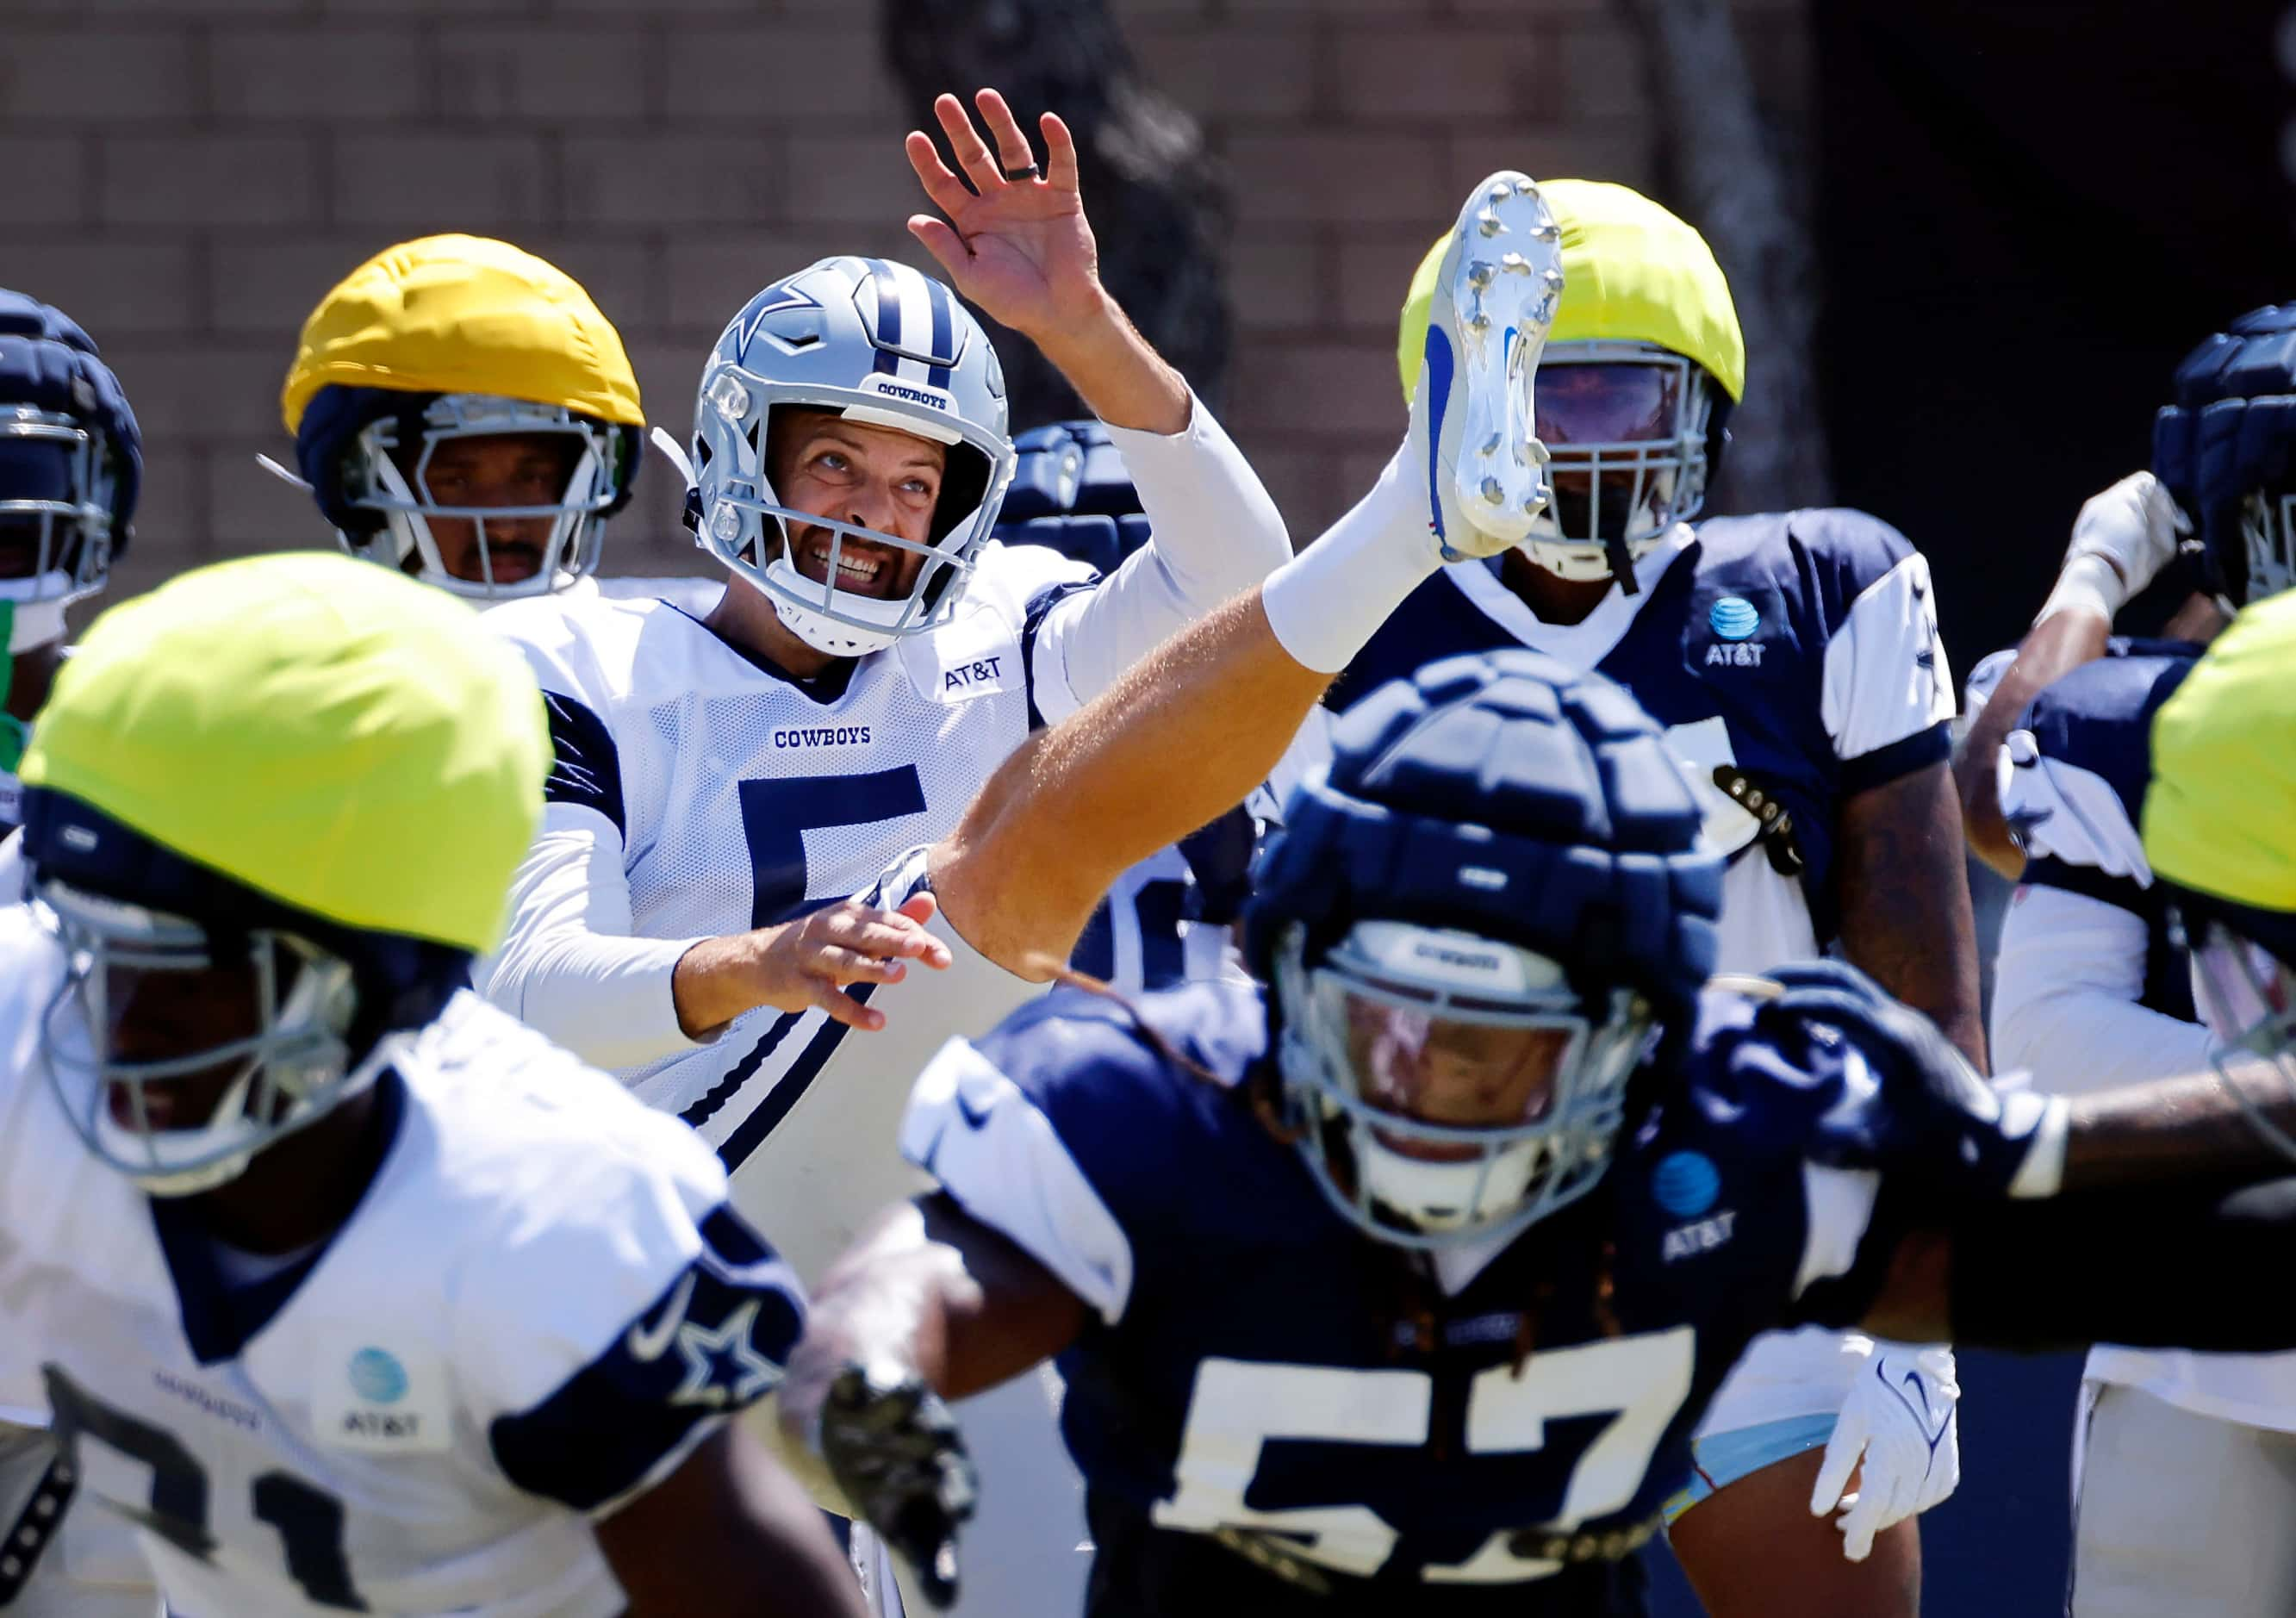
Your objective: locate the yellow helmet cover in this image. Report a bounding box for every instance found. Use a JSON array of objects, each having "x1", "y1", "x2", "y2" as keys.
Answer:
[
  {"x1": 1396, "y1": 179, "x2": 1746, "y2": 406},
  {"x1": 281, "y1": 233, "x2": 644, "y2": 435},
  {"x1": 20, "y1": 551, "x2": 551, "y2": 953},
  {"x1": 2144, "y1": 590, "x2": 2296, "y2": 913}
]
